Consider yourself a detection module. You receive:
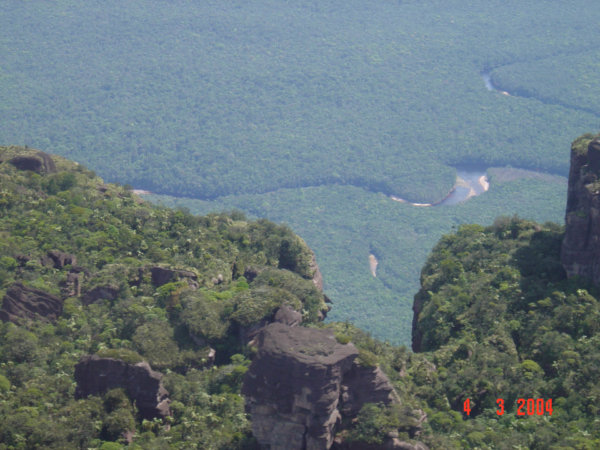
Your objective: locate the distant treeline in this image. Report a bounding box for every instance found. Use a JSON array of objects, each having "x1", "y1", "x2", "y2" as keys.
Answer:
[{"x1": 0, "y1": 0, "x2": 599, "y2": 203}]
